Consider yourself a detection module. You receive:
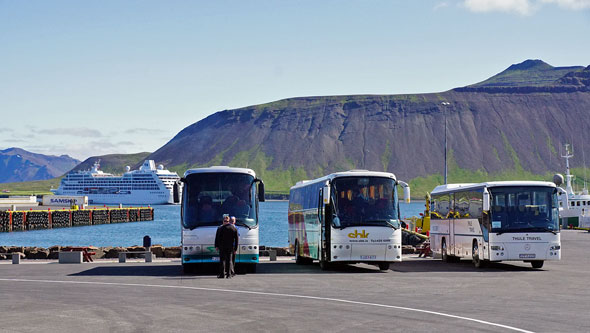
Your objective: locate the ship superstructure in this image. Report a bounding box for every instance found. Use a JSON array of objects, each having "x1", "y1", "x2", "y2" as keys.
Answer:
[
  {"x1": 558, "y1": 144, "x2": 590, "y2": 228},
  {"x1": 52, "y1": 160, "x2": 180, "y2": 205}
]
